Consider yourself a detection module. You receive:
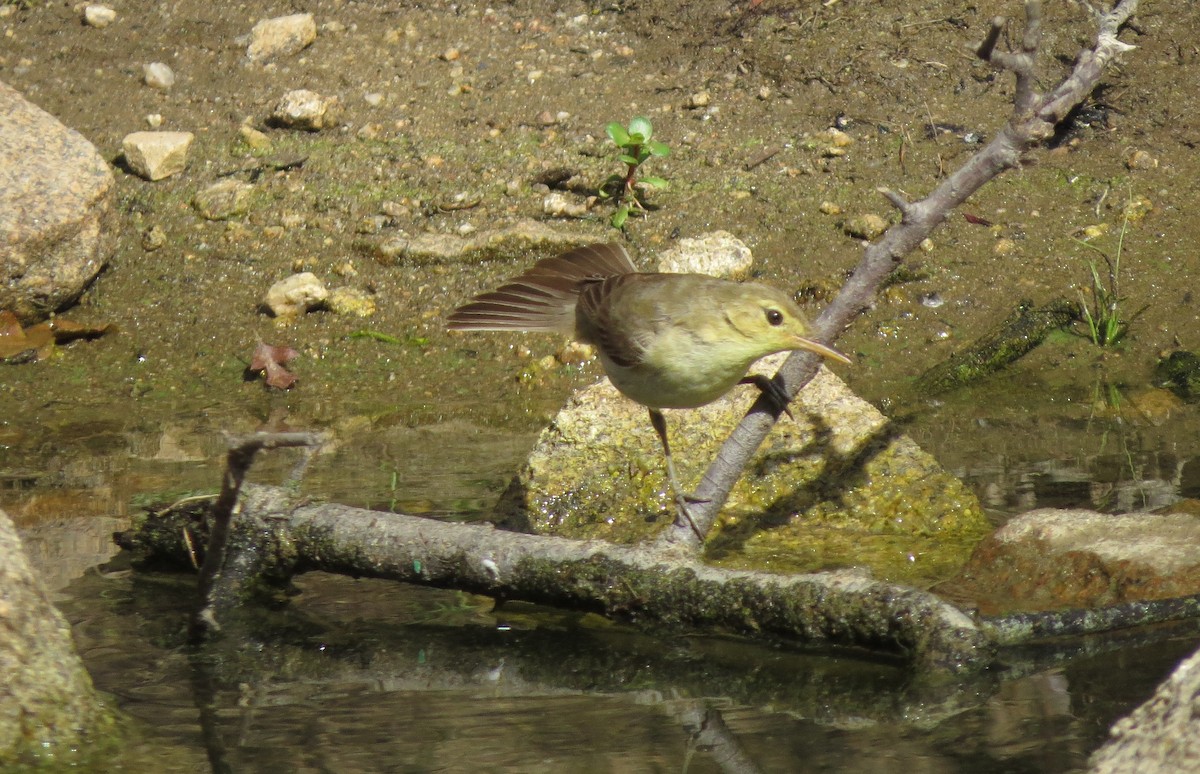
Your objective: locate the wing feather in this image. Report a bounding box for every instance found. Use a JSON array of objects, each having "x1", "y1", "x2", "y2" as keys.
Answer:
[{"x1": 447, "y1": 243, "x2": 637, "y2": 332}]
